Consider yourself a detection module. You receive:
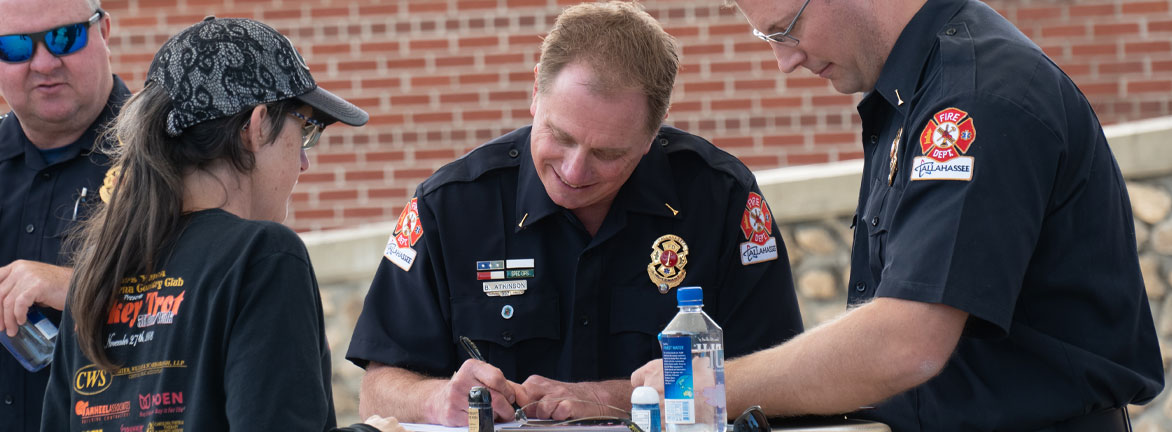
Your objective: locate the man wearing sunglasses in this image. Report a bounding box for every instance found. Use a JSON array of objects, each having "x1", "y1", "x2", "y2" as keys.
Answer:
[
  {"x1": 635, "y1": 0, "x2": 1164, "y2": 430},
  {"x1": 0, "y1": 0, "x2": 129, "y2": 430}
]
